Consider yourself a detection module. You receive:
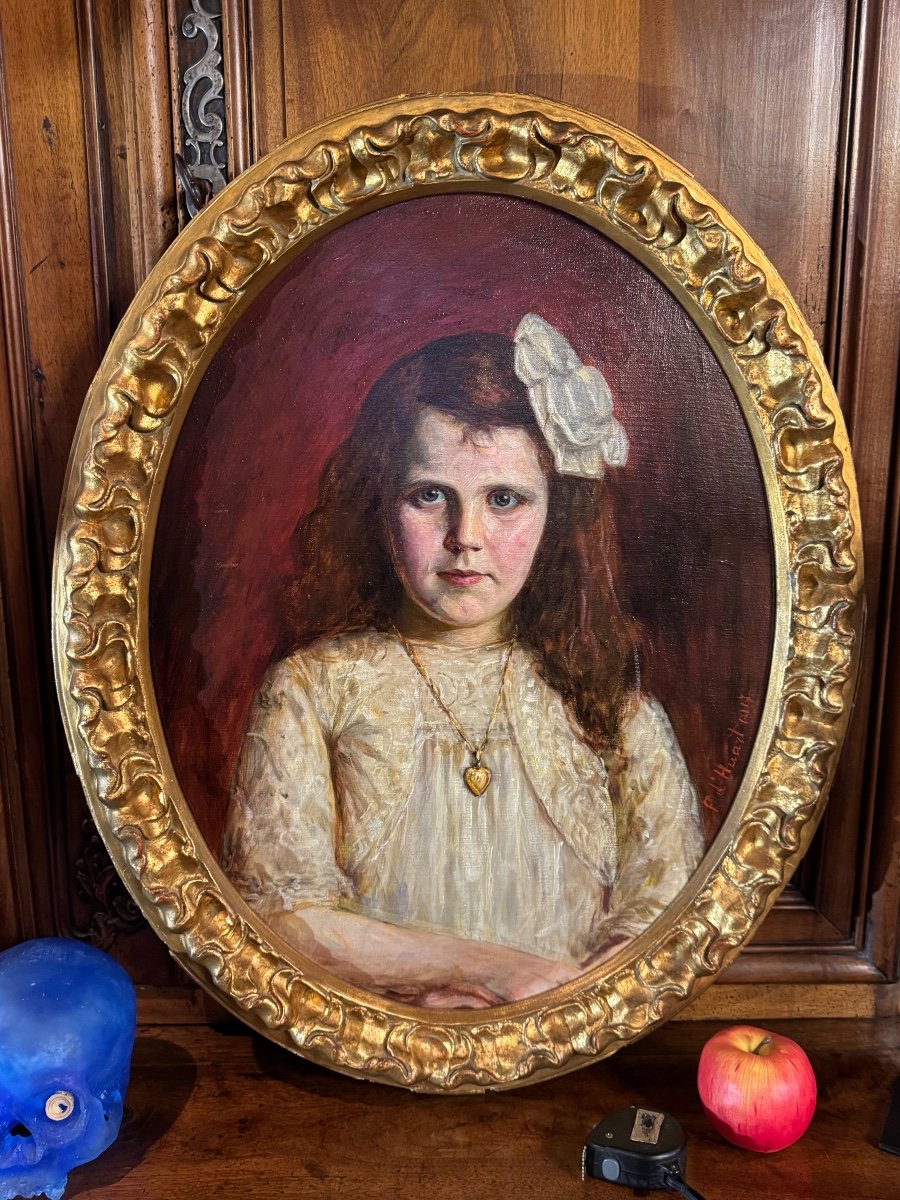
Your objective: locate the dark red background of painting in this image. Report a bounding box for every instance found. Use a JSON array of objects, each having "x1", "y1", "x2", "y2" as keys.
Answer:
[{"x1": 150, "y1": 193, "x2": 774, "y2": 855}]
